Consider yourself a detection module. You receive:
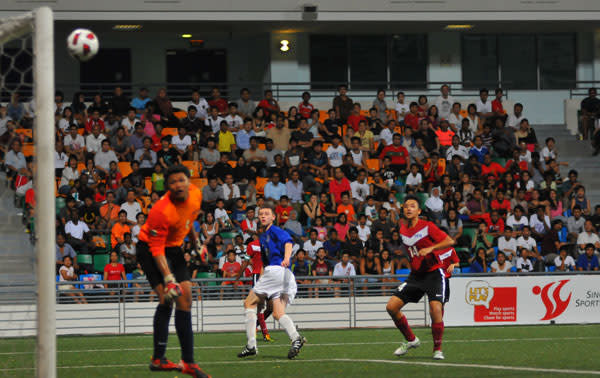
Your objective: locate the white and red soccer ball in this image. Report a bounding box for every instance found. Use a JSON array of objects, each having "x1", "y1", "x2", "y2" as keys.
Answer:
[{"x1": 66, "y1": 29, "x2": 99, "y2": 62}]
